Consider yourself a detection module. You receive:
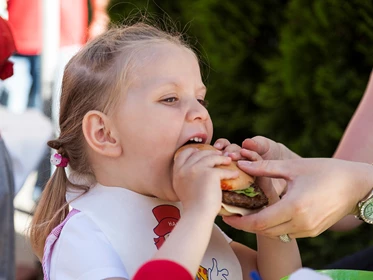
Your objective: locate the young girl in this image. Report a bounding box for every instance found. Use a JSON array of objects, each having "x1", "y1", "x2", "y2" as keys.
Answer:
[{"x1": 30, "y1": 22, "x2": 301, "y2": 280}]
